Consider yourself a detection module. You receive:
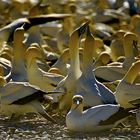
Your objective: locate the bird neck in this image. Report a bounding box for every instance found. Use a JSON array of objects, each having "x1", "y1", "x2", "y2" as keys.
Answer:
[
  {"x1": 123, "y1": 63, "x2": 140, "y2": 84},
  {"x1": 52, "y1": 51, "x2": 69, "y2": 68},
  {"x1": 71, "y1": 105, "x2": 83, "y2": 113},
  {"x1": 27, "y1": 57, "x2": 38, "y2": 70},
  {"x1": 69, "y1": 34, "x2": 81, "y2": 78},
  {"x1": 82, "y1": 50, "x2": 94, "y2": 76},
  {"x1": 123, "y1": 39, "x2": 135, "y2": 59}
]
